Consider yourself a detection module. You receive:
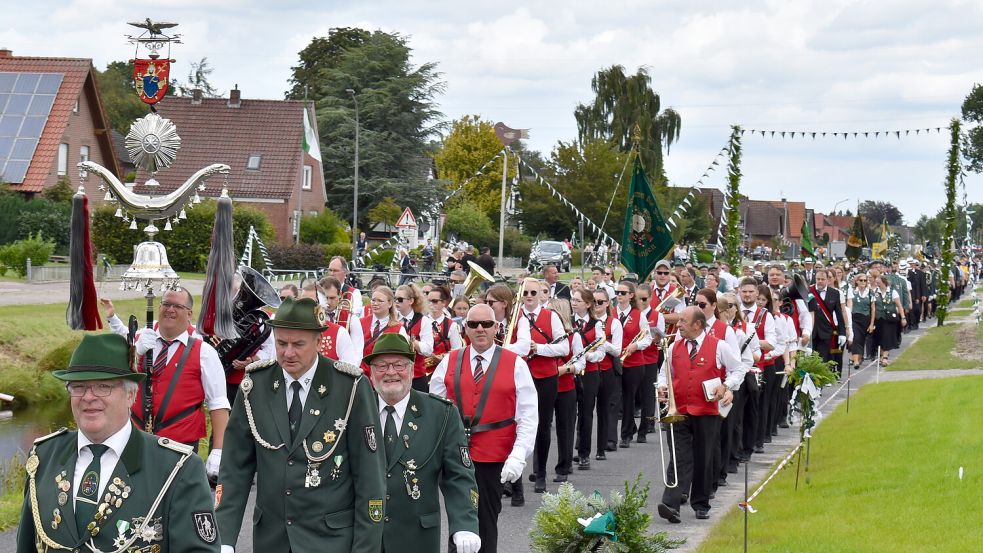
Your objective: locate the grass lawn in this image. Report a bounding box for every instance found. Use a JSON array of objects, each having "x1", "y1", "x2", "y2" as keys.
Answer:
[
  {"x1": 697, "y1": 376, "x2": 983, "y2": 553},
  {"x1": 886, "y1": 324, "x2": 982, "y2": 371},
  {"x1": 956, "y1": 297, "x2": 978, "y2": 309}
]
